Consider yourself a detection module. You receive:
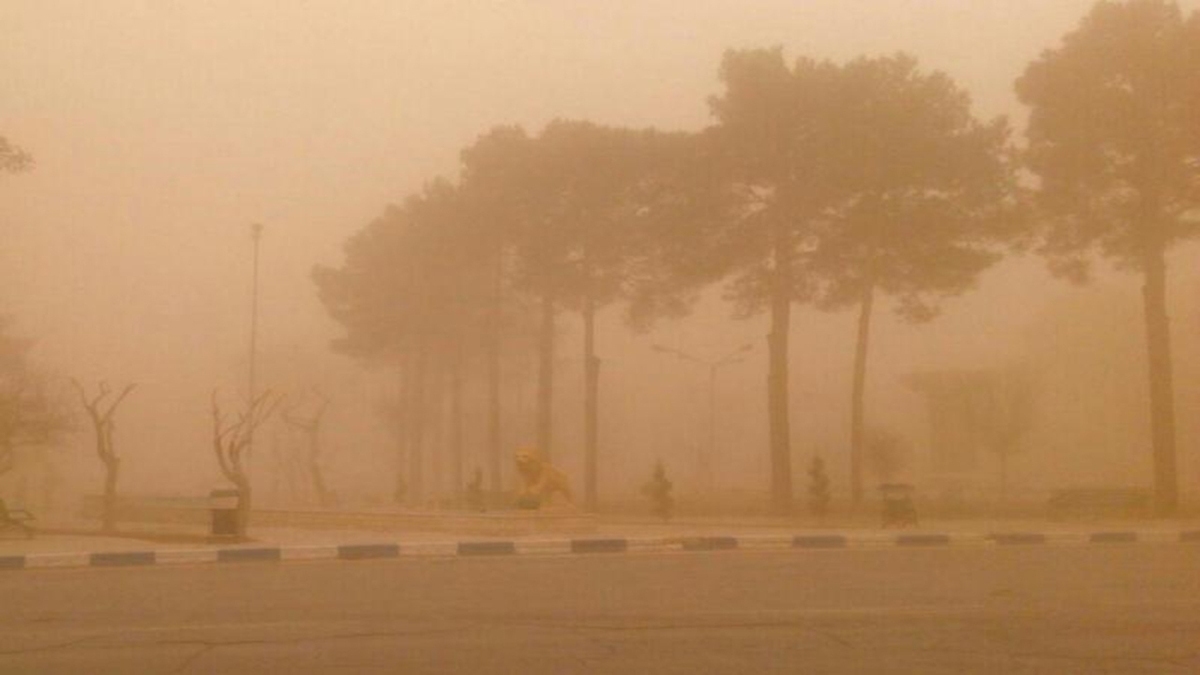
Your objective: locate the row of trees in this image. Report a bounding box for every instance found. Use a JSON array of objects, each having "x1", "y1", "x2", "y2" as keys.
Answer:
[
  {"x1": 315, "y1": 52, "x2": 1004, "y2": 512},
  {"x1": 317, "y1": 1, "x2": 1198, "y2": 516},
  {"x1": 0, "y1": 319, "x2": 68, "y2": 481}
]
